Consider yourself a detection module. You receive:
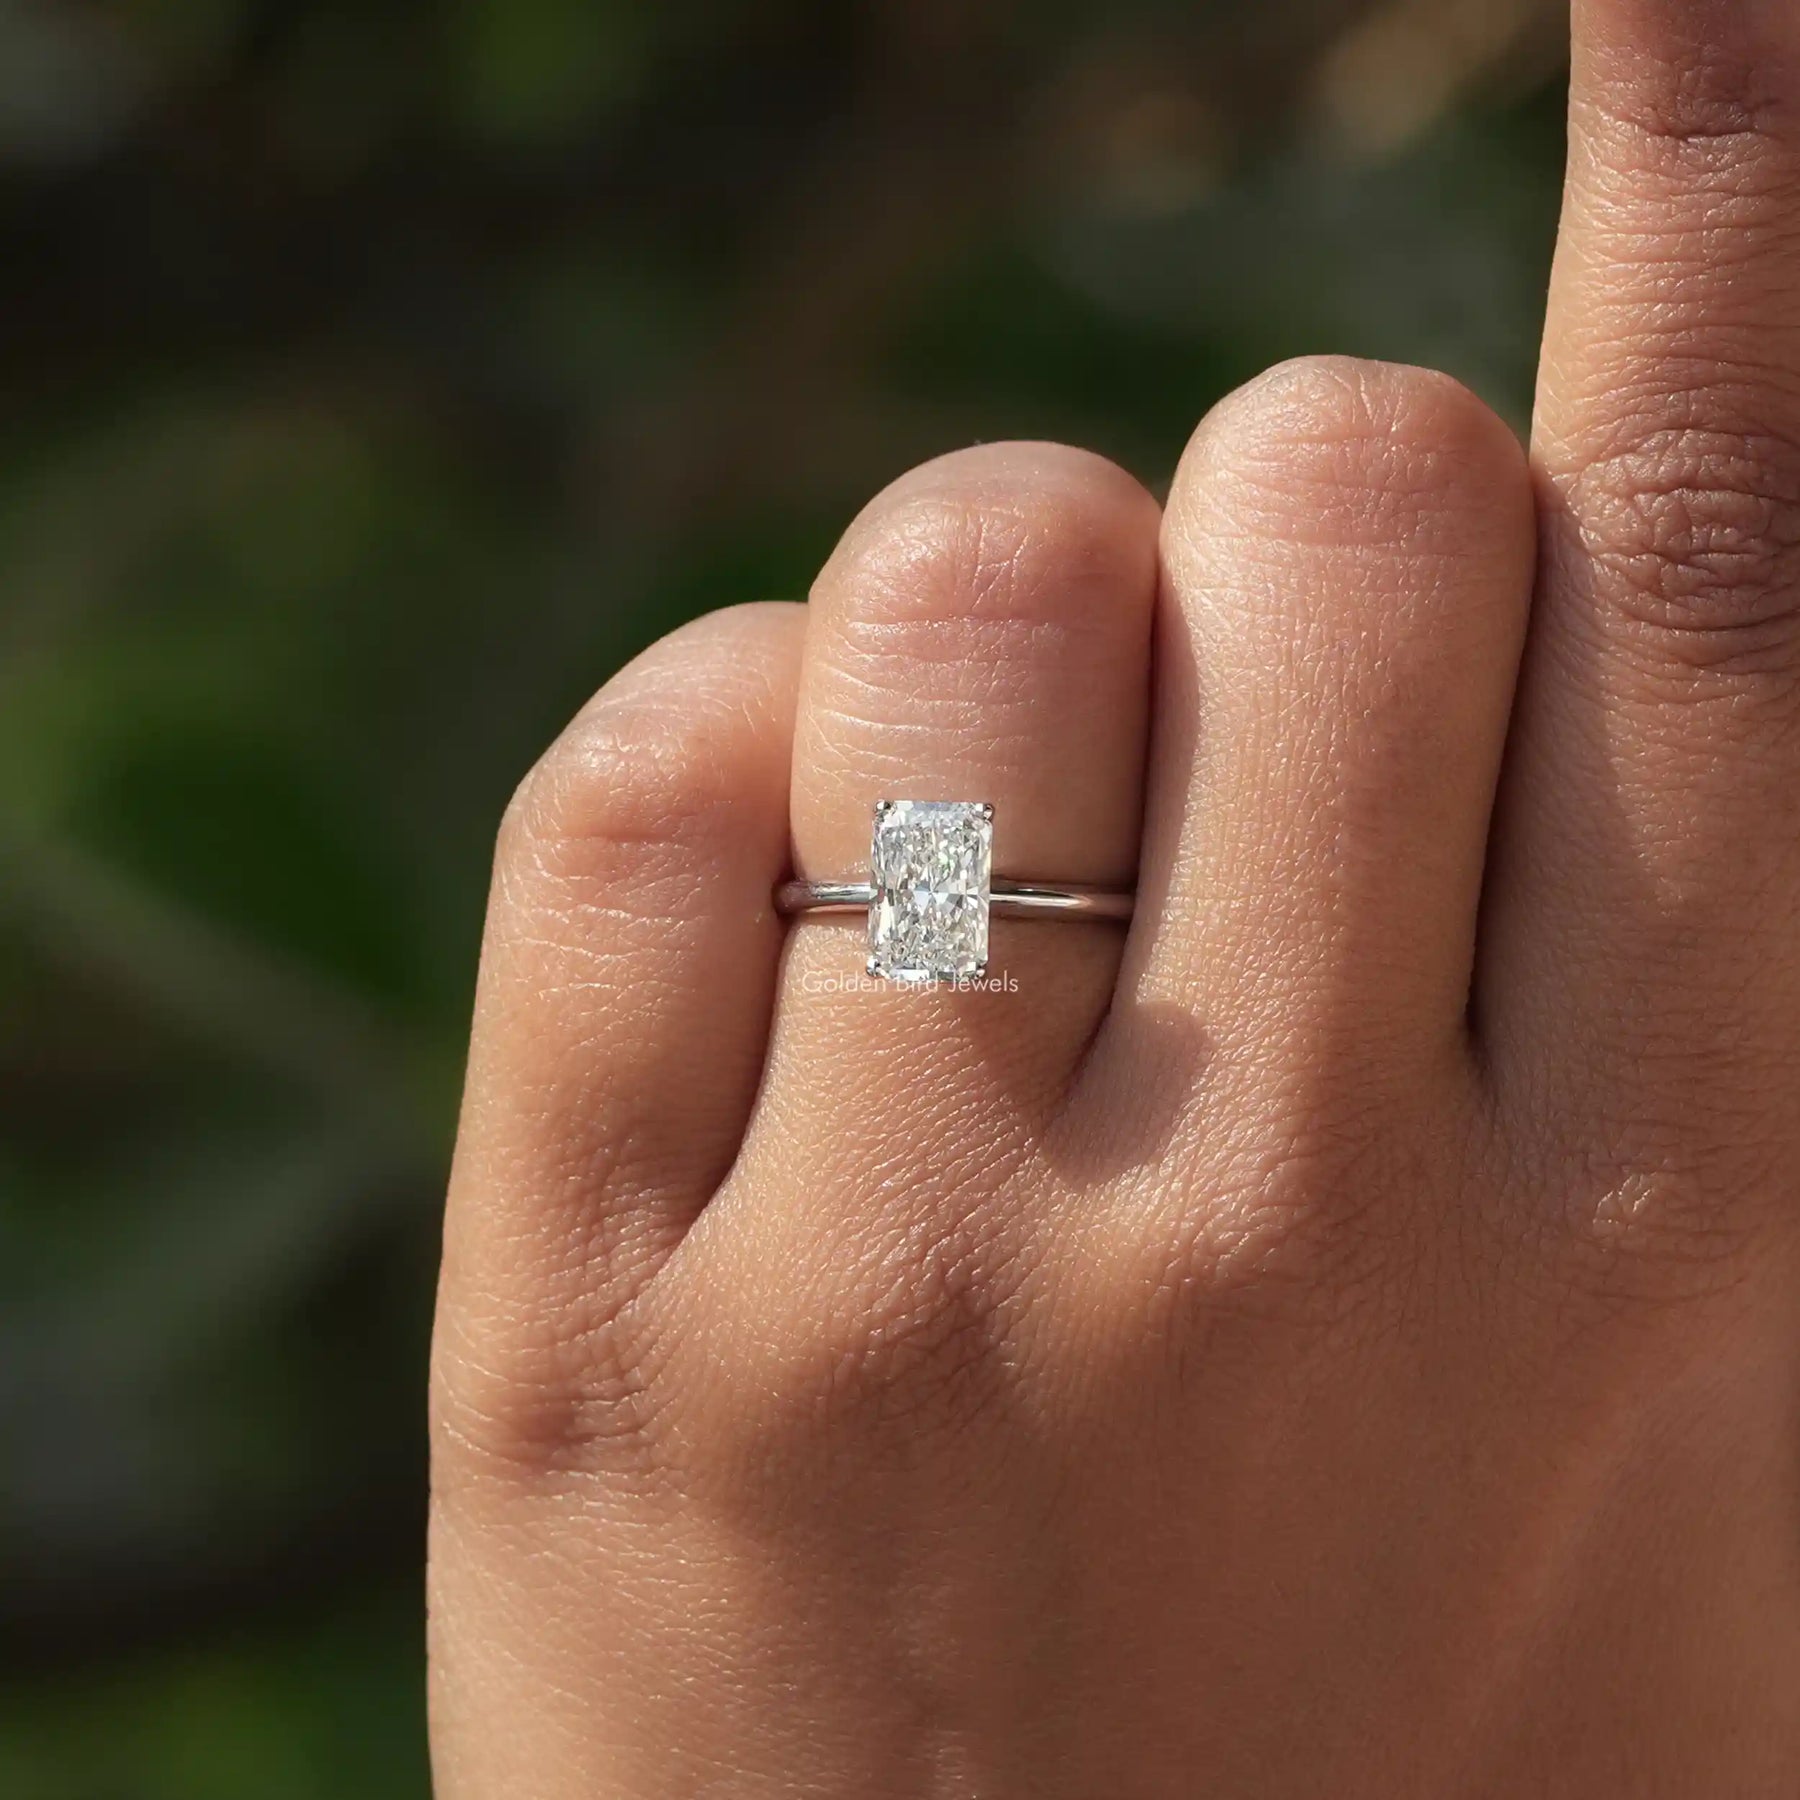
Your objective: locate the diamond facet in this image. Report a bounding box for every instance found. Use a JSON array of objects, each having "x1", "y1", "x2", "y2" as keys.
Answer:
[{"x1": 867, "y1": 799, "x2": 992, "y2": 983}]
